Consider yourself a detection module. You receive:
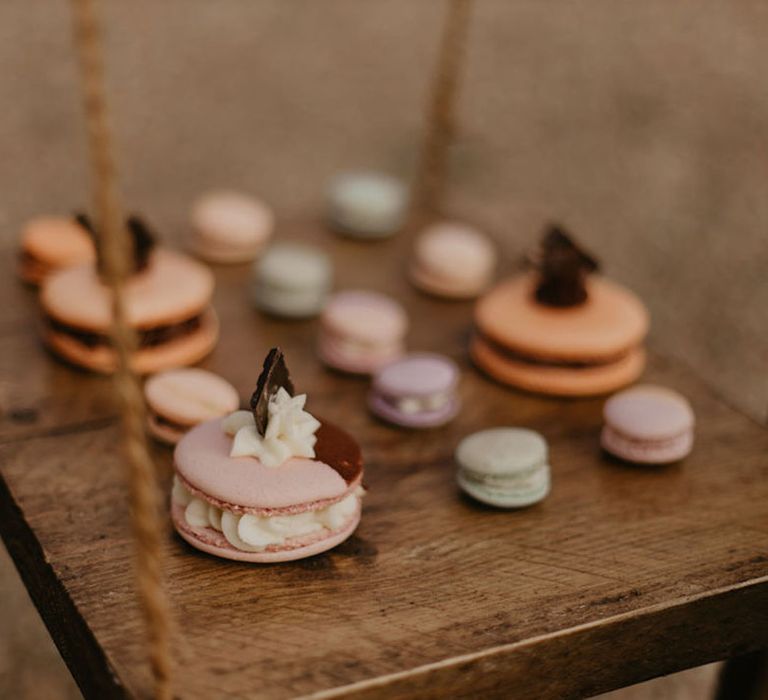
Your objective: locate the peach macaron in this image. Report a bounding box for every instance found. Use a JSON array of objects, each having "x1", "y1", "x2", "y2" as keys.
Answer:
[
  {"x1": 41, "y1": 216, "x2": 218, "y2": 374},
  {"x1": 472, "y1": 226, "x2": 649, "y2": 396},
  {"x1": 17, "y1": 214, "x2": 95, "y2": 285}
]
